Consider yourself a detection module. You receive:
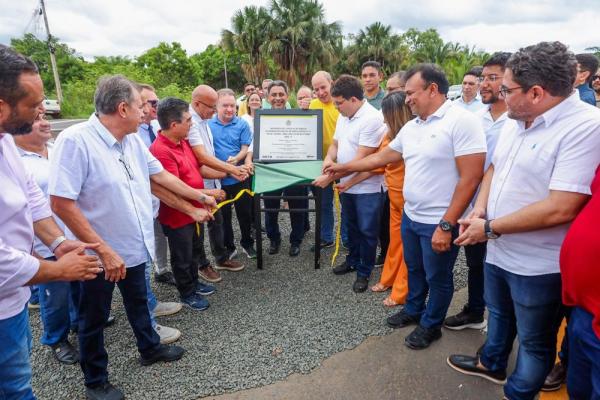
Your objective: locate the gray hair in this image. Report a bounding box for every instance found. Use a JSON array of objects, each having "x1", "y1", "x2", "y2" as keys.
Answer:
[
  {"x1": 216, "y1": 88, "x2": 235, "y2": 99},
  {"x1": 94, "y1": 75, "x2": 138, "y2": 115},
  {"x1": 268, "y1": 80, "x2": 289, "y2": 95},
  {"x1": 507, "y1": 41, "x2": 577, "y2": 97}
]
